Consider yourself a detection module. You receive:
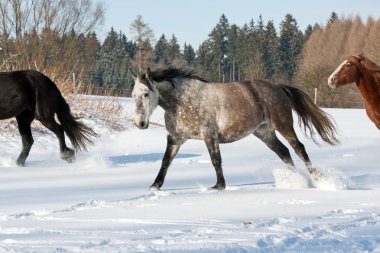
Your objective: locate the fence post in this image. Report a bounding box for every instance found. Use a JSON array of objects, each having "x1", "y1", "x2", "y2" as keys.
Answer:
[
  {"x1": 72, "y1": 73, "x2": 76, "y2": 94},
  {"x1": 314, "y1": 87, "x2": 318, "y2": 105}
]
